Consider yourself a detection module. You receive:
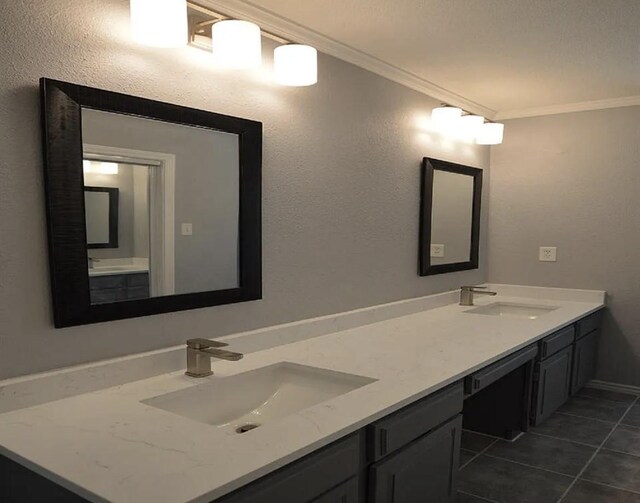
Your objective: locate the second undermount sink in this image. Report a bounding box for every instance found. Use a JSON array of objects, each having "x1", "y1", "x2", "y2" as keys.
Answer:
[
  {"x1": 466, "y1": 302, "x2": 559, "y2": 320},
  {"x1": 142, "y1": 363, "x2": 376, "y2": 435}
]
